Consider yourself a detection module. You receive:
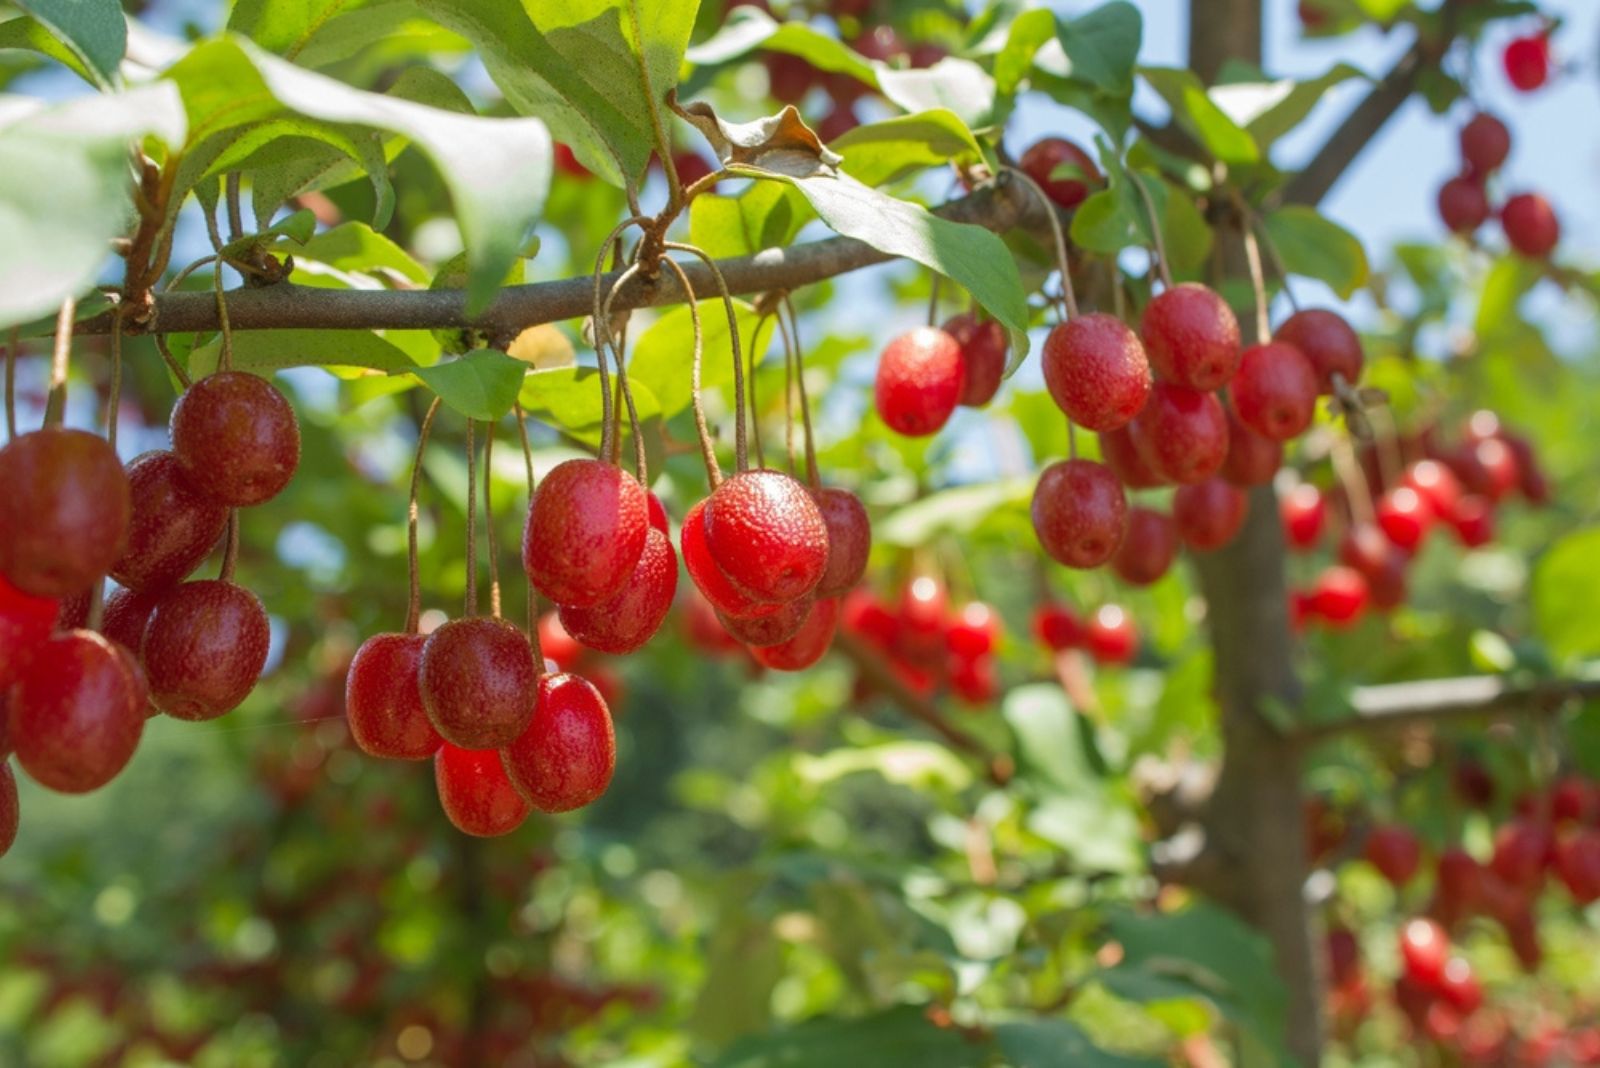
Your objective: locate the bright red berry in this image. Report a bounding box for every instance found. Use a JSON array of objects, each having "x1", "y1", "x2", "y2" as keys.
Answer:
[
  {"x1": 681, "y1": 587, "x2": 742, "y2": 657},
  {"x1": 522, "y1": 458, "x2": 649, "y2": 608},
  {"x1": 434, "y1": 742, "x2": 529, "y2": 837},
  {"x1": 704, "y1": 469, "x2": 830, "y2": 604},
  {"x1": 1398, "y1": 918, "x2": 1450, "y2": 988},
  {"x1": 1437, "y1": 957, "x2": 1482, "y2": 1015},
  {"x1": 1173, "y1": 478, "x2": 1247, "y2": 551},
  {"x1": 946, "y1": 602, "x2": 1001, "y2": 659},
  {"x1": 1555, "y1": 830, "x2": 1600, "y2": 903},
  {"x1": 1131, "y1": 382, "x2": 1228, "y2": 484},
  {"x1": 1230, "y1": 341, "x2": 1319, "y2": 441},
  {"x1": 1017, "y1": 137, "x2": 1101, "y2": 210},
  {"x1": 170, "y1": 372, "x2": 301, "y2": 507},
  {"x1": 1041, "y1": 313, "x2": 1152, "y2": 431},
  {"x1": 1140, "y1": 283, "x2": 1242, "y2": 391},
  {"x1": 111, "y1": 450, "x2": 229, "y2": 592},
  {"x1": 750, "y1": 597, "x2": 840, "y2": 671},
  {"x1": 1032, "y1": 603, "x2": 1080, "y2": 651},
  {"x1": 1401, "y1": 460, "x2": 1463, "y2": 519},
  {"x1": 1083, "y1": 605, "x2": 1138, "y2": 665},
  {"x1": 559, "y1": 526, "x2": 678, "y2": 655},
  {"x1": 719, "y1": 596, "x2": 815, "y2": 648},
  {"x1": 1438, "y1": 175, "x2": 1490, "y2": 234},
  {"x1": 1460, "y1": 113, "x2": 1511, "y2": 173},
  {"x1": 1220, "y1": 408, "x2": 1283, "y2": 486},
  {"x1": 0, "y1": 572, "x2": 57, "y2": 690},
  {"x1": 9, "y1": 630, "x2": 144, "y2": 793},
  {"x1": 680, "y1": 498, "x2": 784, "y2": 620},
  {"x1": 142, "y1": 580, "x2": 271, "y2": 721},
  {"x1": 418, "y1": 616, "x2": 537, "y2": 749},
  {"x1": 1490, "y1": 819, "x2": 1552, "y2": 889},
  {"x1": 1110, "y1": 507, "x2": 1179, "y2": 586},
  {"x1": 1309, "y1": 566, "x2": 1368, "y2": 625},
  {"x1": 1448, "y1": 495, "x2": 1495, "y2": 548},
  {"x1": 646, "y1": 491, "x2": 669, "y2": 535},
  {"x1": 1501, "y1": 192, "x2": 1559, "y2": 257},
  {"x1": 1099, "y1": 424, "x2": 1167, "y2": 489},
  {"x1": 1272, "y1": 309, "x2": 1363, "y2": 395},
  {"x1": 812, "y1": 487, "x2": 871, "y2": 598},
  {"x1": 941, "y1": 313, "x2": 1009, "y2": 408},
  {"x1": 1030, "y1": 459, "x2": 1127, "y2": 569},
  {"x1": 1502, "y1": 33, "x2": 1551, "y2": 92},
  {"x1": 500, "y1": 672, "x2": 616, "y2": 813},
  {"x1": 874, "y1": 327, "x2": 964, "y2": 437},
  {"x1": 536, "y1": 611, "x2": 584, "y2": 670},
  {"x1": 346, "y1": 633, "x2": 444, "y2": 760},
  {"x1": 1376, "y1": 487, "x2": 1435, "y2": 553},
  {"x1": 1281, "y1": 483, "x2": 1325, "y2": 549},
  {"x1": 1365, "y1": 824, "x2": 1423, "y2": 887},
  {"x1": 0, "y1": 427, "x2": 130, "y2": 599}
]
